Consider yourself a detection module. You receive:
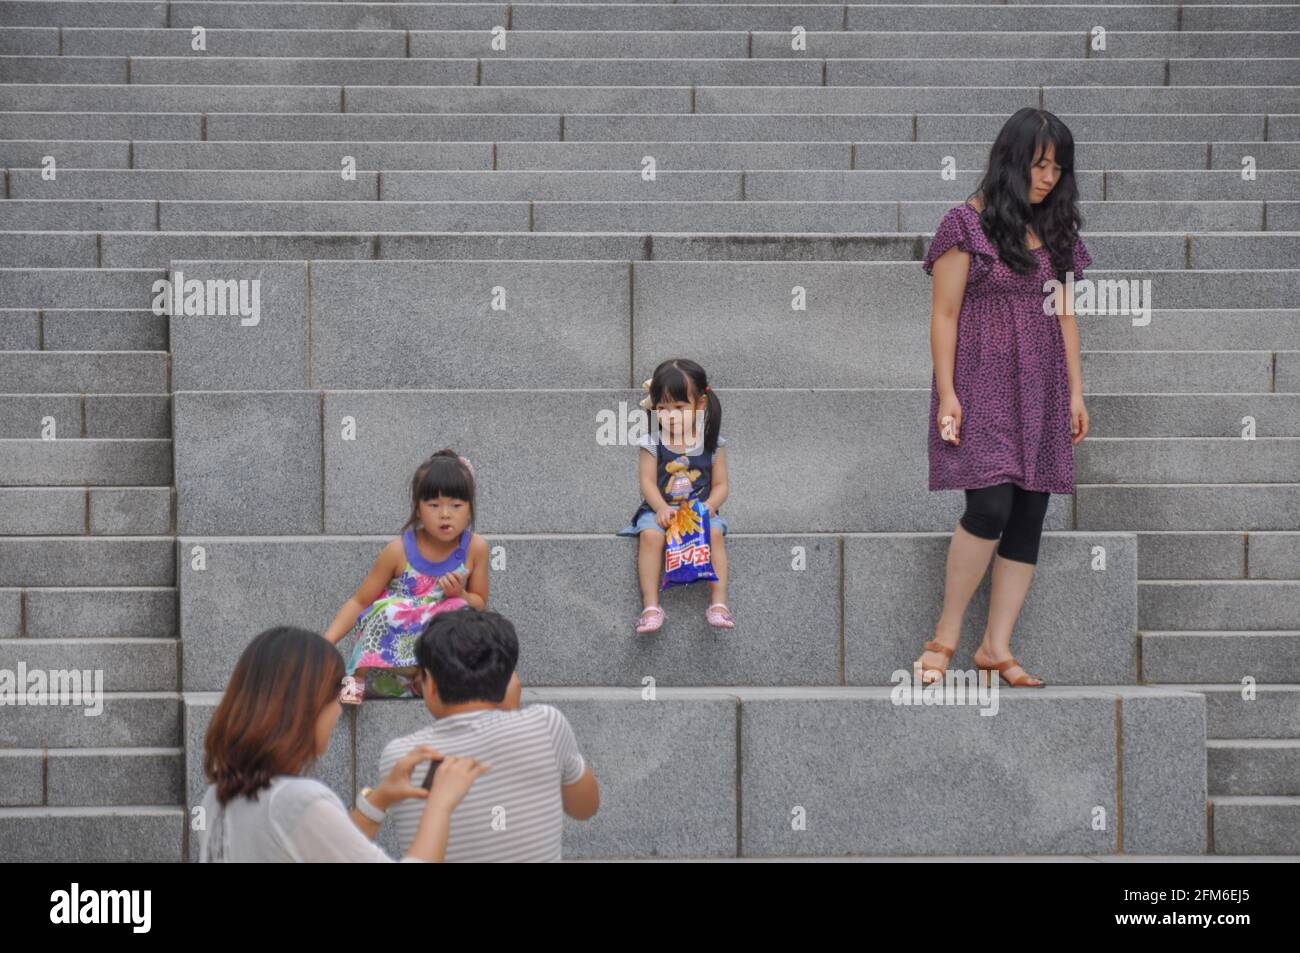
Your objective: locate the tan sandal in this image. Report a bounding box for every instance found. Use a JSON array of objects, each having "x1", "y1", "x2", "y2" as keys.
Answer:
[
  {"x1": 974, "y1": 648, "x2": 1045, "y2": 687},
  {"x1": 914, "y1": 639, "x2": 955, "y2": 685}
]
